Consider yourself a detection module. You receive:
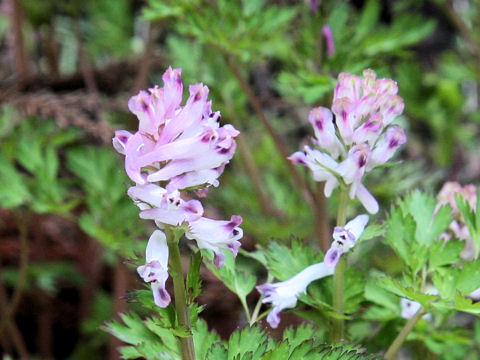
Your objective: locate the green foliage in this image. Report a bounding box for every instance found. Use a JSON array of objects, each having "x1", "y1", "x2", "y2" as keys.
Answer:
[
  {"x1": 369, "y1": 189, "x2": 480, "y2": 356},
  {"x1": 203, "y1": 324, "x2": 378, "y2": 360},
  {"x1": 277, "y1": 0, "x2": 435, "y2": 104},
  {"x1": 264, "y1": 238, "x2": 323, "y2": 280},
  {"x1": 67, "y1": 146, "x2": 143, "y2": 257},
  {"x1": 0, "y1": 118, "x2": 80, "y2": 213},
  {"x1": 456, "y1": 189, "x2": 480, "y2": 258},
  {"x1": 400, "y1": 191, "x2": 452, "y2": 247},
  {"x1": 85, "y1": 0, "x2": 133, "y2": 59},
  {"x1": 385, "y1": 191, "x2": 452, "y2": 274},
  {"x1": 0, "y1": 261, "x2": 84, "y2": 295},
  {"x1": 106, "y1": 312, "x2": 181, "y2": 359},
  {"x1": 204, "y1": 250, "x2": 257, "y2": 315},
  {"x1": 0, "y1": 154, "x2": 30, "y2": 208},
  {"x1": 158, "y1": 0, "x2": 296, "y2": 62}
]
